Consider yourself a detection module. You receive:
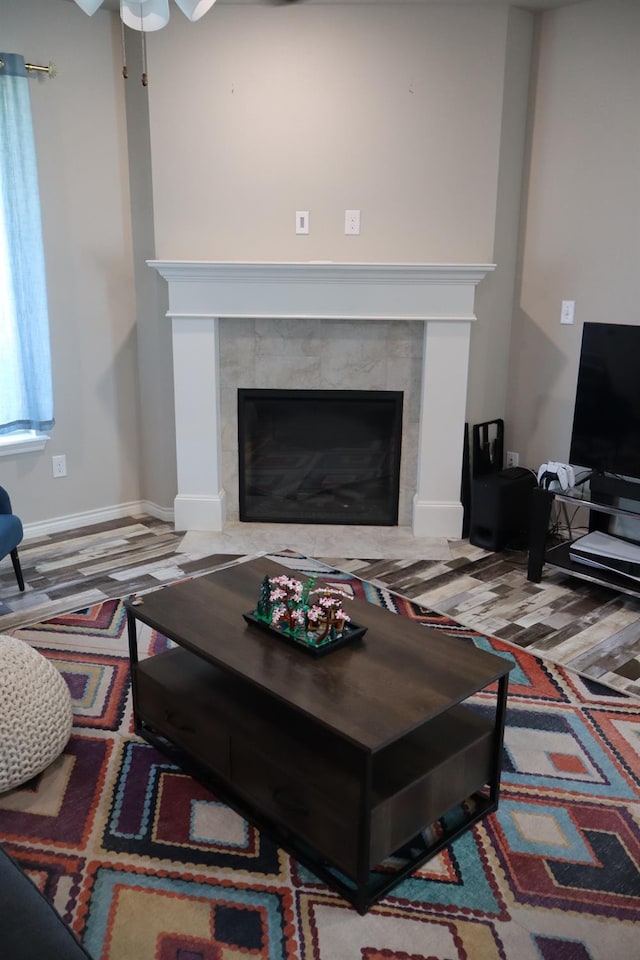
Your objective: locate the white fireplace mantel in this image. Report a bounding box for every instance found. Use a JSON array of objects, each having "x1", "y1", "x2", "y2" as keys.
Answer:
[{"x1": 149, "y1": 261, "x2": 495, "y2": 537}]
